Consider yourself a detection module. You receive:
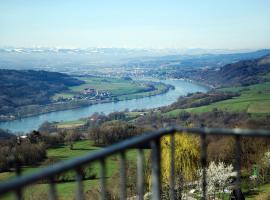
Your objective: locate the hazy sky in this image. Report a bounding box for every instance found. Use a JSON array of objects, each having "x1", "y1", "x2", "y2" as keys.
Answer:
[{"x1": 1, "y1": 0, "x2": 270, "y2": 49}]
